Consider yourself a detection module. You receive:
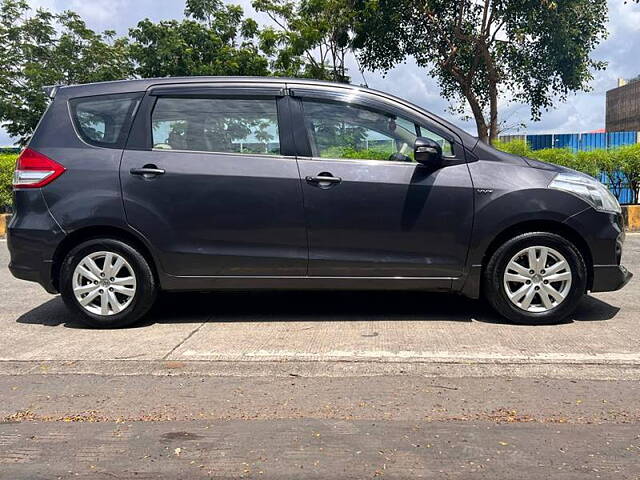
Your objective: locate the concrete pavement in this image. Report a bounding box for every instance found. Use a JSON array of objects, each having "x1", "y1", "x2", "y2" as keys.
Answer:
[{"x1": 0, "y1": 236, "x2": 638, "y2": 377}]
